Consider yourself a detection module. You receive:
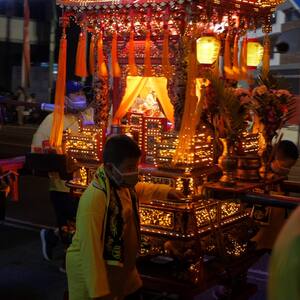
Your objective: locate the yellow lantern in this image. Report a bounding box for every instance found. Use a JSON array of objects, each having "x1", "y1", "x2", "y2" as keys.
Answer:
[
  {"x1": 247, "y1": 39, "x2": 264, "y2": 69},
  {"x1": 196, "y1": 36, "x2": 221, "y2": 65}
]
